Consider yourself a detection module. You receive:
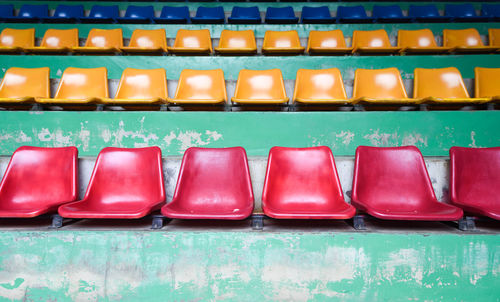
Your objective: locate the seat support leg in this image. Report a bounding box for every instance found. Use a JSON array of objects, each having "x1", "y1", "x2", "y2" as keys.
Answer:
[
  {"x1": 50, "y1": 214, "x2": 64, "y2": 229},
  {"x1": 151, "y1": 215, "x2": 169, "y2": 230},
  {"x1": 458, "y1": 216, "x2": 476, "y2": 231},
  {"x1": 353, "y1": 215, "x2": 366, "y2": 230},
  {"x1": 251, "y1": 215, "x2": 264, "y2": 230}
]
